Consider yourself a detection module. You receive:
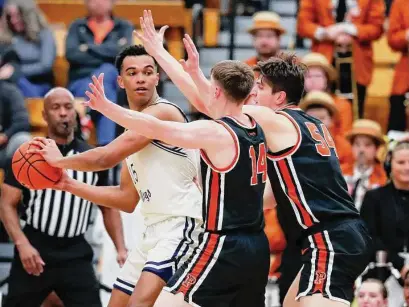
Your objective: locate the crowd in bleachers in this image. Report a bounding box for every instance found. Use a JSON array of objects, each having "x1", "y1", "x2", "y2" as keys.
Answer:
[
  {"x1": 242, "y1": 0, "x2": 409, "y2": 306},
  {"x1": 0, "y1": 0, "x2": 408, "y2": 306}
]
